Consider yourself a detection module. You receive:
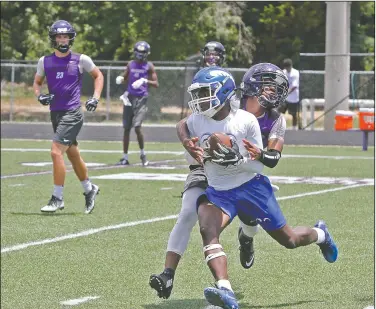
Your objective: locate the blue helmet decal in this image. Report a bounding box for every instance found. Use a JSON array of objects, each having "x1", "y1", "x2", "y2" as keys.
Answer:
[
  {"x1": 187, "y1": 66, "x2": 236, "y2": 118},
  {"x1": 134, "y1": 41, "x2": 150, "y2": 61},
  {"x1": 48, "y1": 20, "x2": 76, "y2": 53},
  {"x1": 240, "y1": 63, "x2": 289, "y2": 109}
]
